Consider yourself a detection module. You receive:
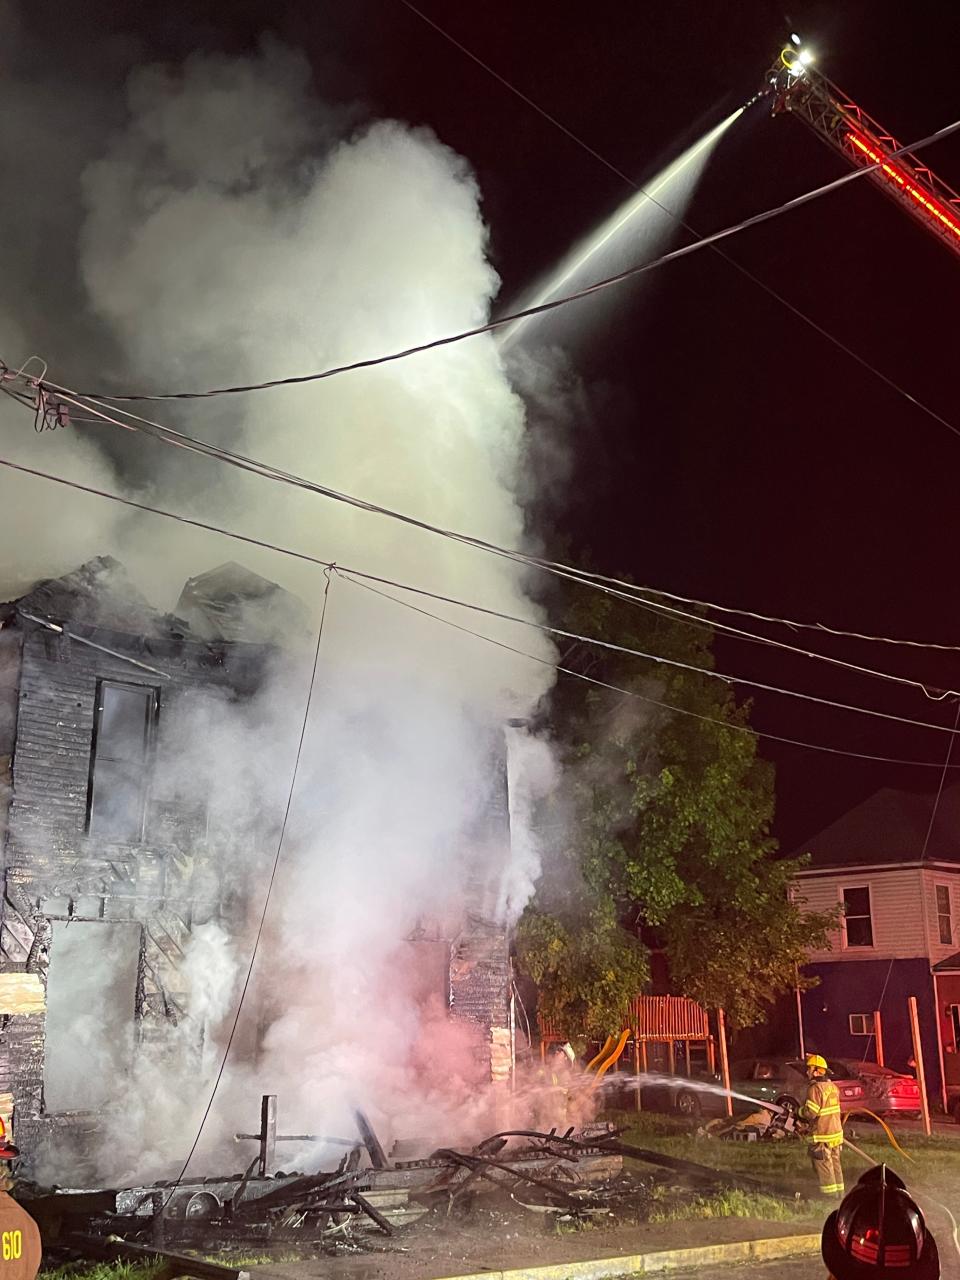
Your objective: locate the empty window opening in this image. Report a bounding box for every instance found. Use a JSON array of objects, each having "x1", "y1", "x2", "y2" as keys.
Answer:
[
  {"x1": 842, "y1": 886, "x2": 874, "y2": 948},
  {"x1": 86, "y1": 680, "x2": 159, "y2": 843},
  {"x1": 43, "y1": 921, "x2": 141, "y2": 1112}
]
